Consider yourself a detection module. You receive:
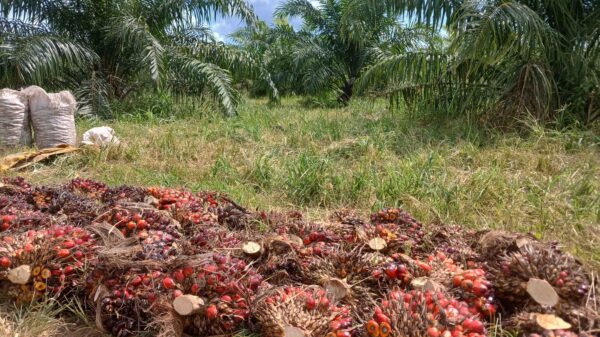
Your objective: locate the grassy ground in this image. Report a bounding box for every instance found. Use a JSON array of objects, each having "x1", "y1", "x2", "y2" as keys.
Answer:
[
  {"x1": 3, "y1": 96, "x2": 600, "y2": 267},
  {"x1": 2, "y1": 96, "x2": 600, "y2": 336}
]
